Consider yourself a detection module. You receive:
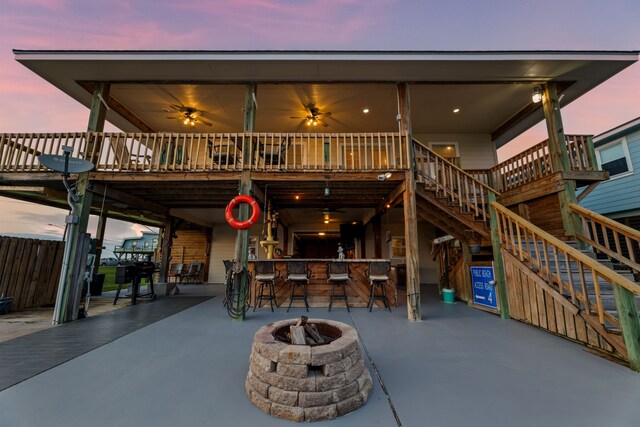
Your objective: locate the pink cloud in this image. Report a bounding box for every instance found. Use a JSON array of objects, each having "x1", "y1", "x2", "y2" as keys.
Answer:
[{"x1": 5, "y1": 0, "x2": 66, "y2": 11}]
